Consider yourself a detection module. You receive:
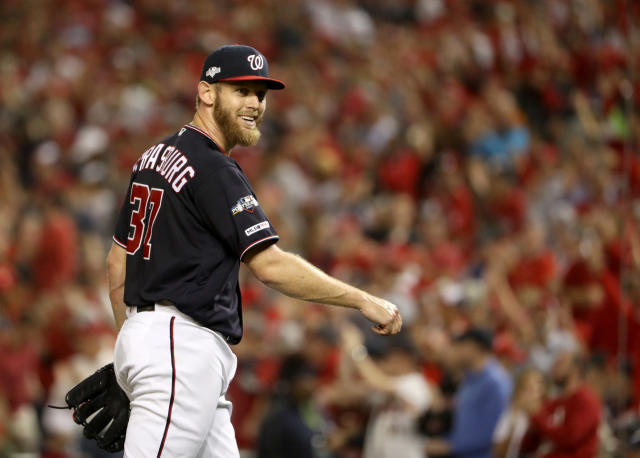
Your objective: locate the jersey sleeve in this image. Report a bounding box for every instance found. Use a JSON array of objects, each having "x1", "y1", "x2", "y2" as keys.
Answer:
[
  {"x1": 194, "y1": 165, "x2": 279, "y2": 260},
  {"x1": 113, "y1": 176, "x2": 135, "y2": 249}
]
